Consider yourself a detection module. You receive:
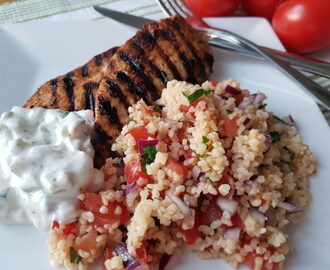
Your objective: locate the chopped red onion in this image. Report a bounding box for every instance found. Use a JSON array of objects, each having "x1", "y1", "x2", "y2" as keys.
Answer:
[
  {"x1": 159, "y1": 253, "x2": 174, "y2": 270},
  {"x1": 243, "y1": 118, "x2": 251, "y2": 126},
  {"x1": 264, "y1": 134, "x2": 273, "y2": 145},
  {"x1": 225, "y1": 85, "x2": 241, "y2": 95},
  {"x1": 250, "y1": 209, "x2": 267, "y2": 226},
  {"x1": 123, "y1": 182, "x2": 137, "y2": 196},
  {"x1": 192, "y1": 166, "x2": 204, "y2": 181},
  {"x1": 138, "y1": 139, "x2": 159, "y2": 154},
  {"x1": 244, "y1": 180, "x2": 254, "y2": 186},
  {"x1": 162, "y1": 118, "x2": 179, "y2": 126},
  {"x1": 168, "y1": 194, "x2": 192, "y2": 216},
  {"x1": 217, "y1": 198, "x2": 238, "y2": 217},
  {"x1": 113, "y1": 243, "x2": 140, "y2": 270},
  {"x1": 239, "y1": 93, "x2": 266, "y2": 109},
  {"x1": 223, "y1": 227, "x2": 241, "y2": 241},
  {"x1": 278, "y1": 202, "x2": 302, "y2": 214},
  {"x1": 252, "y1": 92, "x2": 266, "y2": 106}
]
